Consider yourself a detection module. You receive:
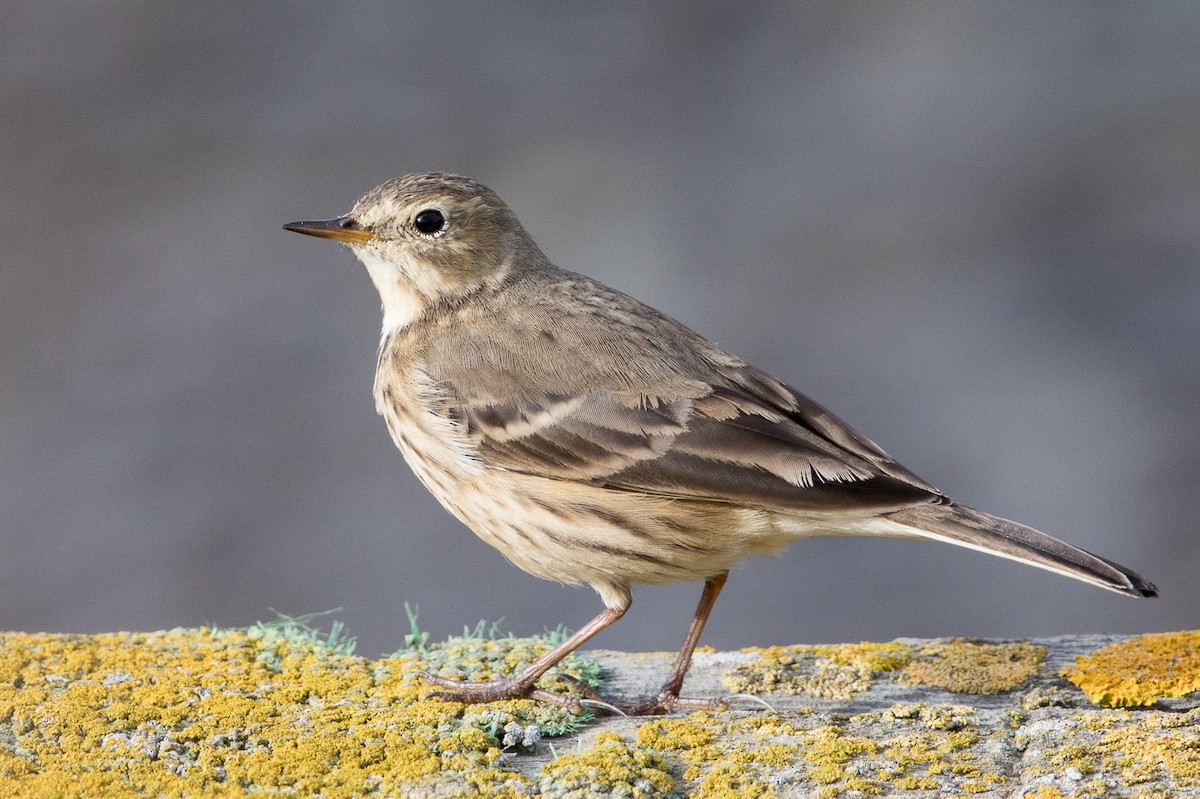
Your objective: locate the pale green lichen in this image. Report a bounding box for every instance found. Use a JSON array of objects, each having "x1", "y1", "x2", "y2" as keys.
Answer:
[
  {"x1": 397, "y1": 617, "x2": 606, "y2": 700},
  {"x1": 1061, "y1": 630, "x2": 1200, "y2": 707}
]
